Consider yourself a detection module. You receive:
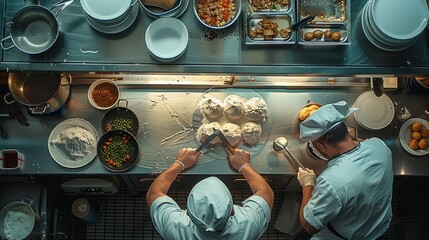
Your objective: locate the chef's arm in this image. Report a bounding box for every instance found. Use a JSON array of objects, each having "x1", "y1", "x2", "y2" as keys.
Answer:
[
  {"x1": 228, "y1": 149, "x2": 274, "y2": 210},
  {"x1": 299, "y1": 185, "x2": 319, "y2": 235},
  {"x1": 146, "y1": 148, "x2": 200, "y2": 208}
]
